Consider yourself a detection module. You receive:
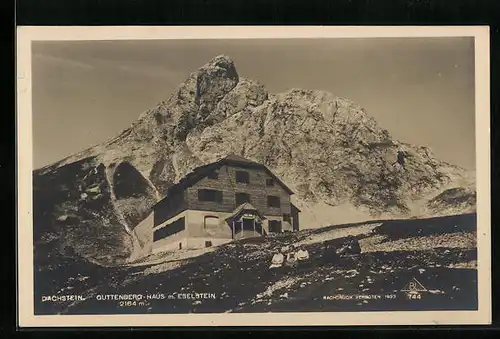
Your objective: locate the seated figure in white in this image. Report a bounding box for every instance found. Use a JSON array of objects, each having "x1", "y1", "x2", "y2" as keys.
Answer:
[
  {"x1": 285, "y1": 251, "x2": 297, "y2": 267},
  {"x1": 296, "y1": 247, "x2": 310, "y2": 261},
  {"x1": 270, "y1": 250, "x2": 285, "y2": 269}
]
